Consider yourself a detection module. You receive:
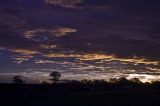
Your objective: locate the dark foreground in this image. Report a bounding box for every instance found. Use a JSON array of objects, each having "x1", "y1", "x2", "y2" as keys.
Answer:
[{"x1": 0, "y1": 80, "x2": 160, "y2": 106}]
